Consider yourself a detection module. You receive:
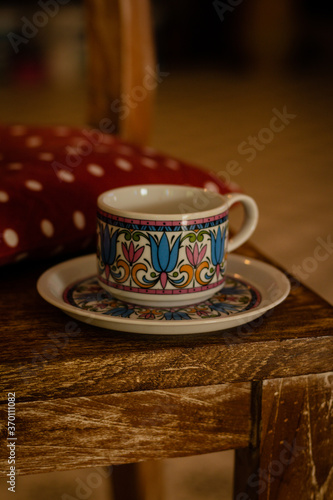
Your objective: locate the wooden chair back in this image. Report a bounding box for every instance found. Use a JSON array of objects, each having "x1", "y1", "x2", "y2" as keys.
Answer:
[{"x1": 85, "y1": 0, "x2": 155, "y2": 145}]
